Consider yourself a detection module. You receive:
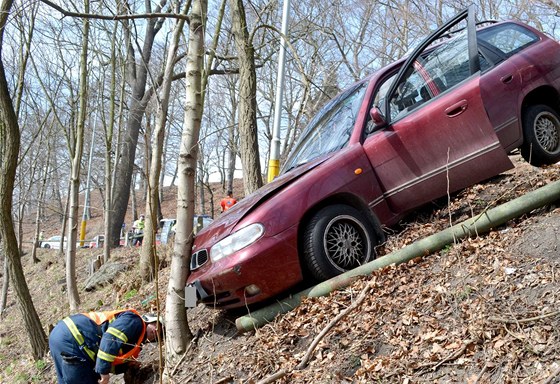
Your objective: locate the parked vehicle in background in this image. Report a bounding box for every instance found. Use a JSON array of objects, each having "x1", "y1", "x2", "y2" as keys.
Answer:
[
  {"x1": 40, "y1": 236, "x2": 67, "y2": 250},
  {"x1": 157, "y1": 215, "x2": 214, "y2": 245},
  {"x1": 188, "y1": 6, "x2": 560, "y2": 309},
  {"x1": 193, "y1": 215, "x2": 213, "y2": 232},
  {"x1": 89, "y1": 235, "x2": 105, "y2": 249}
]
